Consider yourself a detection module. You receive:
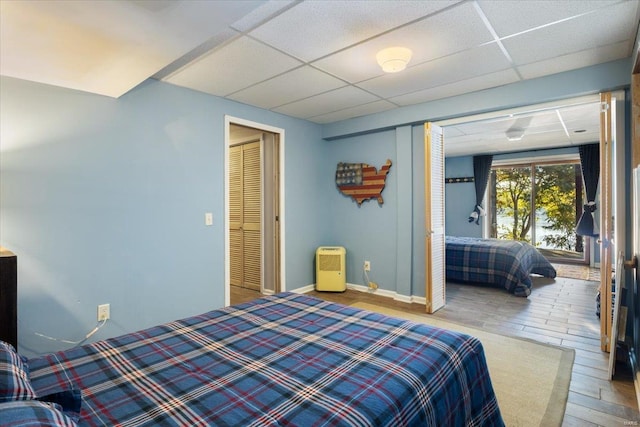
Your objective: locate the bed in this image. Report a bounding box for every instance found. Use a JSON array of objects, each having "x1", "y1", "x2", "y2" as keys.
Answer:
[
  {"x1": 446, "y1": 236, "x2": 557, "y2": 297},
  {"x1": 3, "y1": 292, "x2": 504, "y2": 426}
]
